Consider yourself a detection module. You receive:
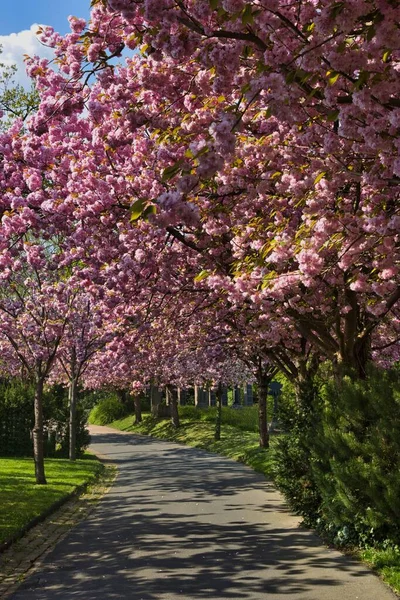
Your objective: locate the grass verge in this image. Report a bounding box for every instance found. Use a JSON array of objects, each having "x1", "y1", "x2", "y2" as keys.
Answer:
[
  {"x1": 109, "y1": 412, "x2": 400, "y2": 597},
  {"x1": 358, "y1": 547, "x2": 400, "y2": 595},
  {"x1": 0, "y1": 454, "x2": 104, "y2": 547}
]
